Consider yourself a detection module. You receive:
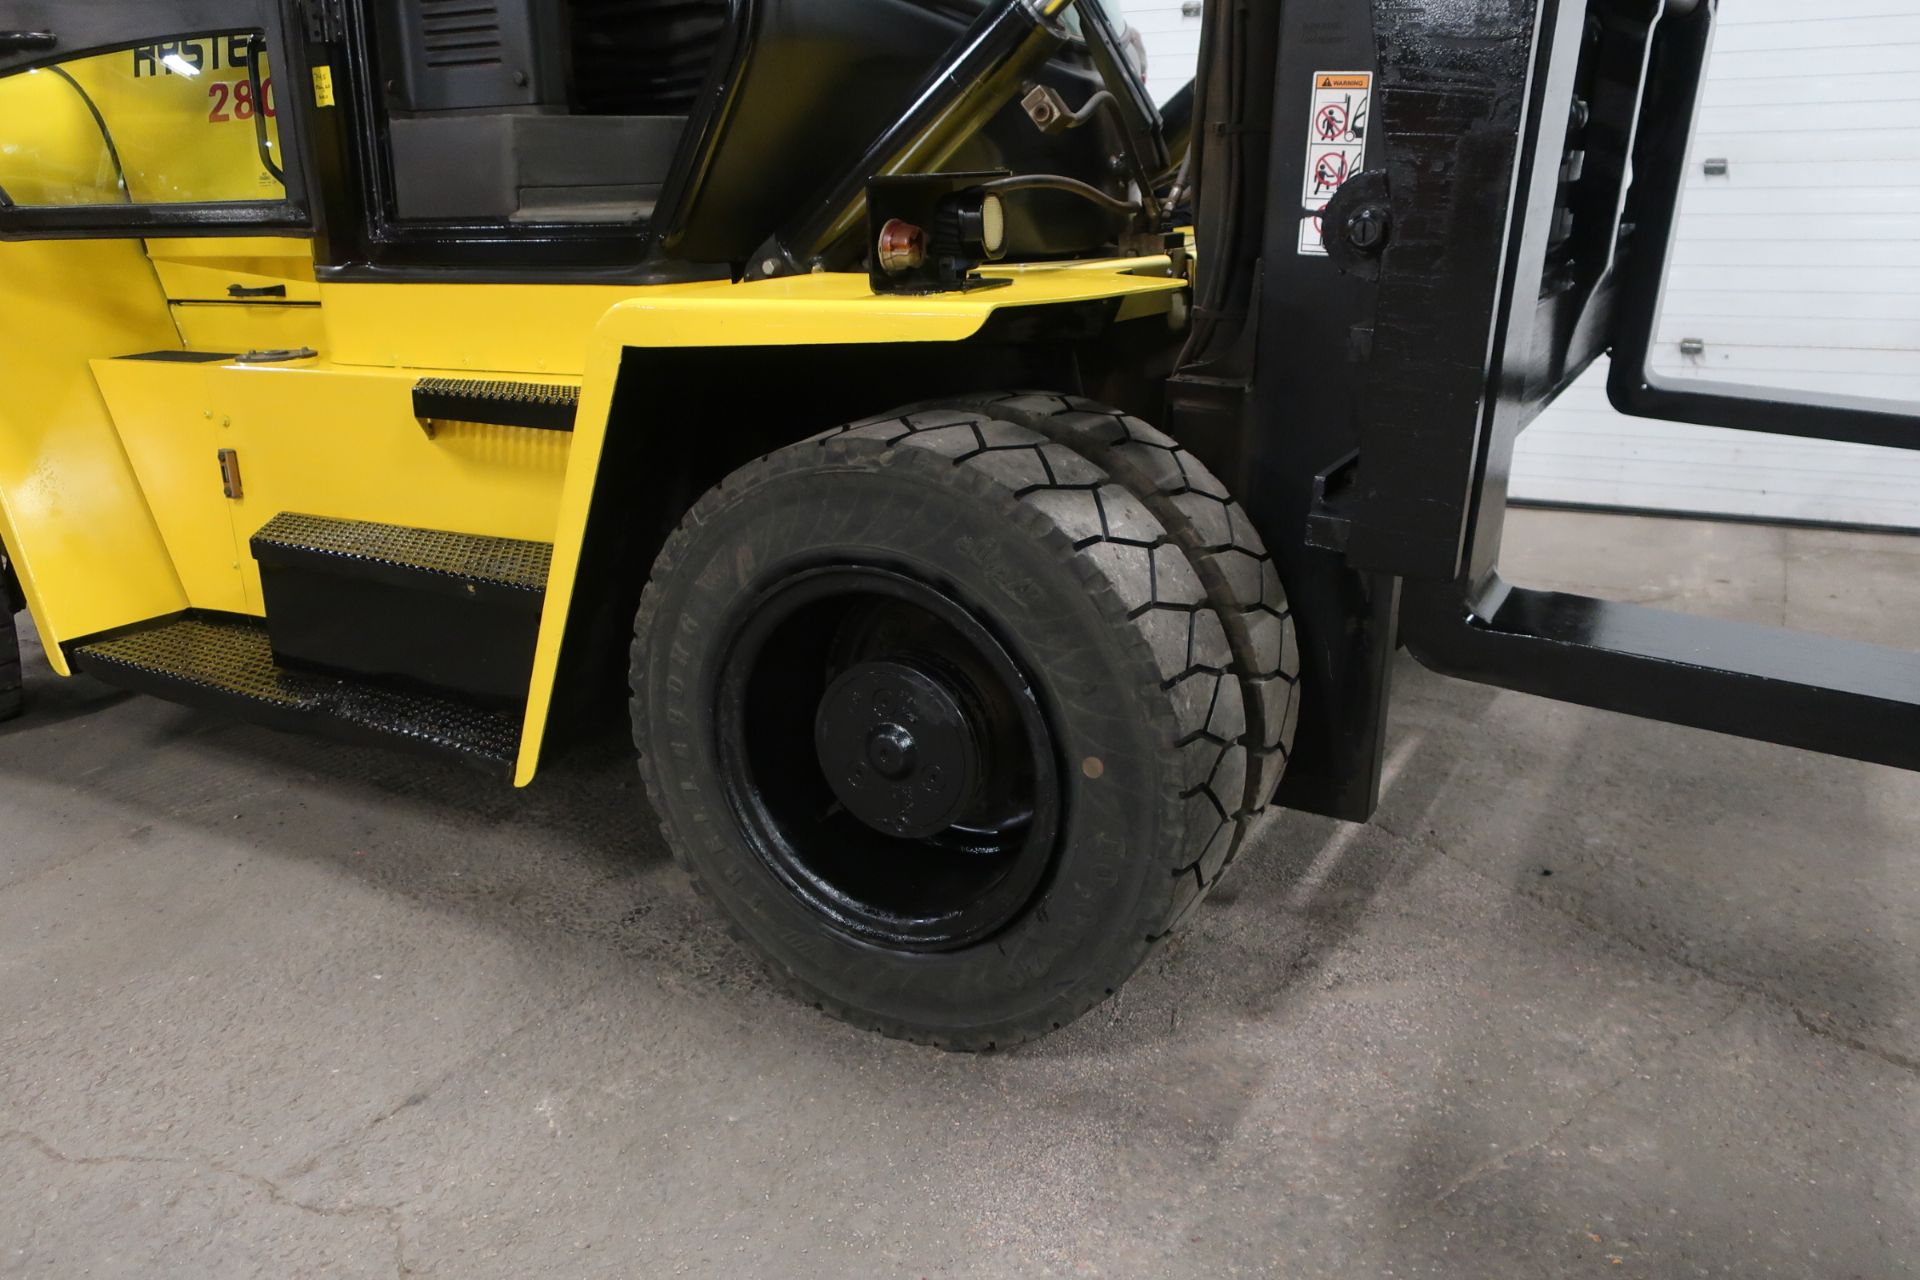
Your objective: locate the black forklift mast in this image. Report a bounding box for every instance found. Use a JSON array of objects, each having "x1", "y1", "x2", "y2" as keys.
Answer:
[{"x1": 1174, "y1": 0, "x2": 1920, "y2": 822}]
